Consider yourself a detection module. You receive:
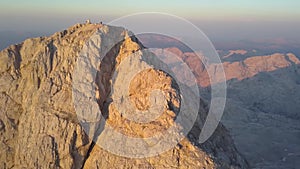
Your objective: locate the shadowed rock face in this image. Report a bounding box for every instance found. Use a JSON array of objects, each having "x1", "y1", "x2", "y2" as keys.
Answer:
[{"x1": 0, "y1": 22, "x2": 248, "y2": 168}]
